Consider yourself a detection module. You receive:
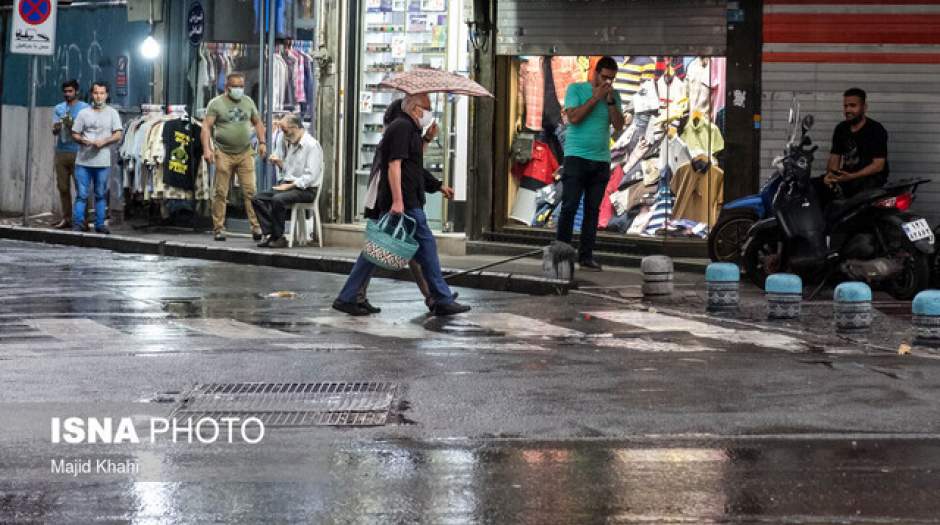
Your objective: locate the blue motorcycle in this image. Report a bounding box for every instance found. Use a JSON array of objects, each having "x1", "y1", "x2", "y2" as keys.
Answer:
[{"x1": 708, "y1": 171, "x2": 782, "y2": 264}]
